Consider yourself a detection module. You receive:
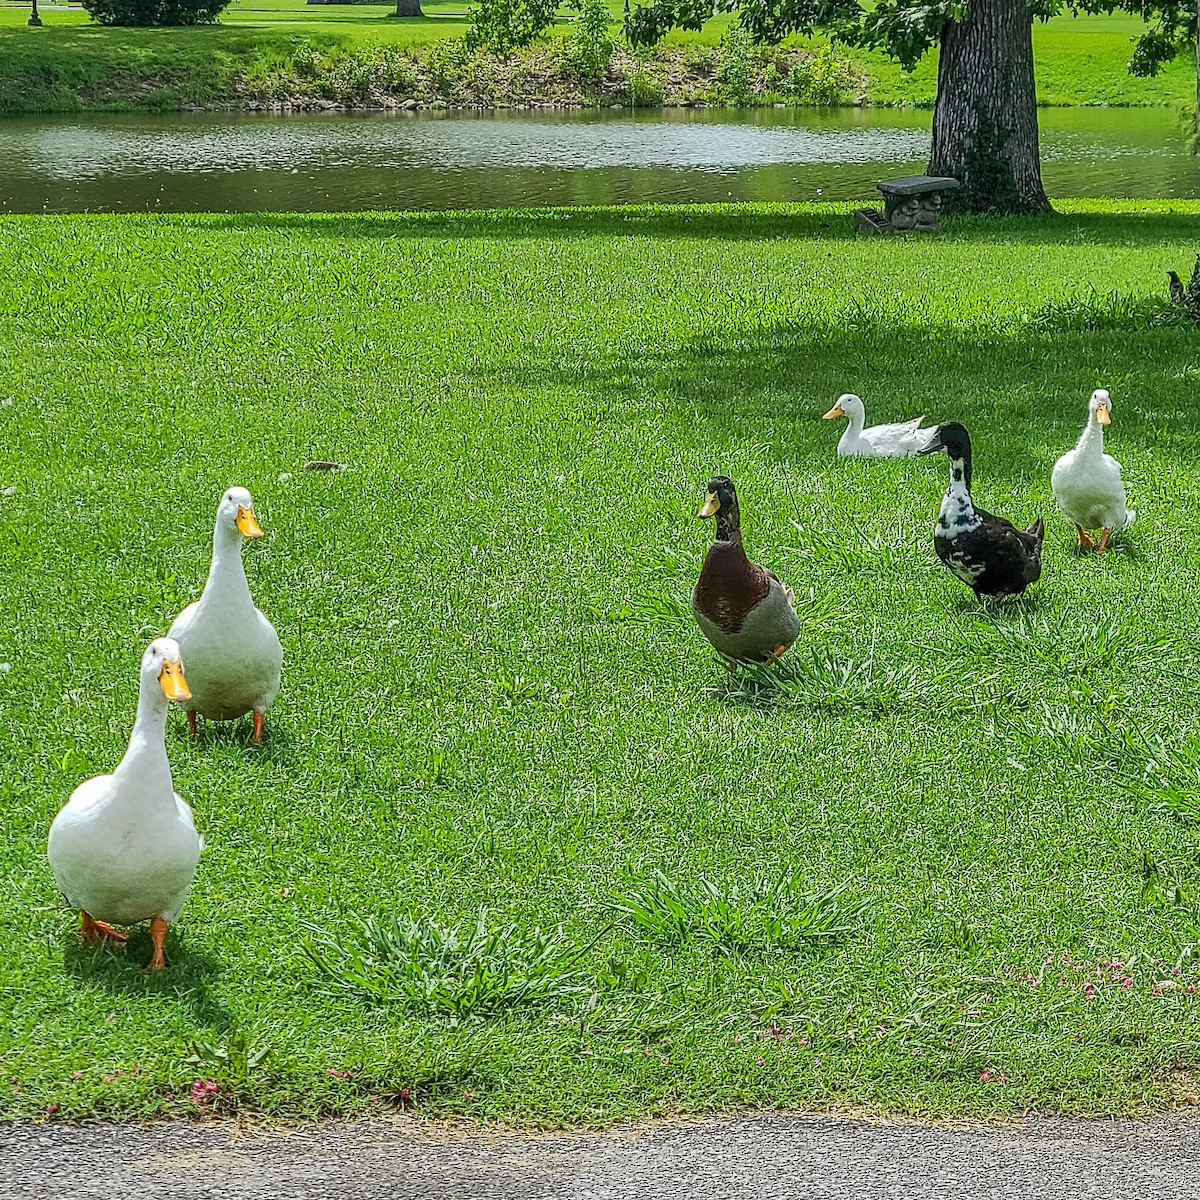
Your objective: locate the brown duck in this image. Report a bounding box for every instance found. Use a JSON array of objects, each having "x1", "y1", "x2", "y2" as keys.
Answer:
[{"x1": 690, "y1": 476, "x2": 799, "y2": 666}]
